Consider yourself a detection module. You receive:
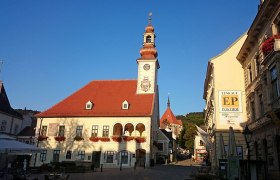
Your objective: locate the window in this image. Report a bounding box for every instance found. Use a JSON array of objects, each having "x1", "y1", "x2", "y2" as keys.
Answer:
[
  {"x1": 40, "y1": 150, "x2": 47, "y2": 162},
  {"x1": 122, "y1": 100, "x2": 129, "y2": 110},
  {"x1": 199, "y1": 140, "x2": 204, "y2": 146},
  {"x1": 146, "y1": 35, "x2": 152, "y2": 43},
  {"x1": 41, "y1": 126, "x2": 47, "y2": 136},
  {"x1": 0, "y1": 120, "x2": 7, "y2": 132},
  {"x1": 53, "y1": 150, "x2": 60, "y2": 162},
  {"x1": 102, "y1": 125, "x2": 109, "y2": 137},
  {"x1": 85, "y1": 101, "x2": 93, "y2": 110},
  {"x1": 76, "y1": 125, "x2": 83, "y2": 137},
  {"x1": 255, "y1": 55, "x2": 260, "y2": 76},
  {"x1": 157, "y1": 143, "x2": 164, "y2": 151},
  {"x1": 105, "y1": 151, "x2": 114, "y2": 163},
  {"x1": 259, "y1": 94, "x2": 264, "y2": 116},
  {"x1": 66, "y1": 150, "x2": 72, "y2": 159},
  {"x1": 78, "y1": 150, "x2": 85, "y2": 160},
  {"x1": 271, "y1": 66, "x2": 279, "y2": 100},
  {"x1": 14, "y1": 124, "x2": 19, "y2": 134},
  {"x1": 58, "y1": 125, "x2": 65, "y2": 137},
  {"x1": 248, "y1": 65, "x2": 253, "y2": 83},
  {"x1": 91, "y1": 125, "x2": 98, "y2": 137},
  {"x1": 251, "y1": 100, "x2": 256, "y2": 121}
]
